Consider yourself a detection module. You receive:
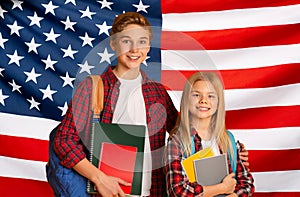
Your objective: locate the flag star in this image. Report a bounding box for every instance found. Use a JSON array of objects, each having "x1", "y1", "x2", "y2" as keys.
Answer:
[
  {"x1": 0, "y1": 68, "x2": 4, "y2": 77},
  {"x1": 24, "y1": 67, "x2": 41, "y2": 84},
  {"x1": 0, "y1": 5, "x2": 7, "y2": 19},
  {"x1": 11, "y1": 0, "x2": 24, "y2": 10},
  {"x1": 40, "y1": 84, "x2": 57, "y2": 101},
  {"x1": 60, "y1": 72, "x2": 75, "y2": 87},
  {"x1": 25, "y1": 37, "x2": 41, "y2": 54},
  {"x1": 98, "y1": 48, "x2": 114, "y2": 64},
  {"x1": 27, "y1": 11, "x2": 43, "y2": 27},
  {"x1": 96, "y1": 21, "x2": 111, "y2": 36},
  {"x1": 7, "y1": 20, "x2": 24, "y2": 36},
  {"x1": 61, "y1": 16, "x2": 76, "y2": 31},
  {"x1": 58, "y1": 101, "x2": 68, "y2": 116},
  {"x1": 7, "y1": 50, "x2": 24, "y2": 66},
  {"x1": 61, "y1": 44, "x2": 78, "y2": 59},
  {"x1": 98, "y1": 0, "x2": 113, "y2": 10},
  {"x1": 44, "y1": 28, "x2": 60, "y2": 43},
  {"x1": 78, "y1": 61, "x2": 94, "y2": 74},
  {"x1": 27, "y1": 96, "x2": 40, "y2": 110},
  {"x1": 0, "y1": 33, "x2": 8, "y2": 49},
  {"x1": 79, "y1": 32, "x2": 95, "y2": 47},
  {"x1": 65, "y1": 0, "x2": 76, "y2": 6},
  {"x1": 79, "y1": 6, "x2": 96, "y2": 19},
  {"x1": 8, "y1": 79, "x2": 22, "y2": 93},
  {"x1": 42, "y1": 1, "x2": 58, "y2": 15},
  {"x1": 0, "y1": 89, "x2": 9, "y2": 106},
  {"x1": 142, "y1": 56, "x2": 150, "y2": 66},
  {"x1": 42, "y1": 54, "x2": 57, "y2": 70},
  {"x1": 132, "y1": 0, "x2": 150, "y2": 13}
]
